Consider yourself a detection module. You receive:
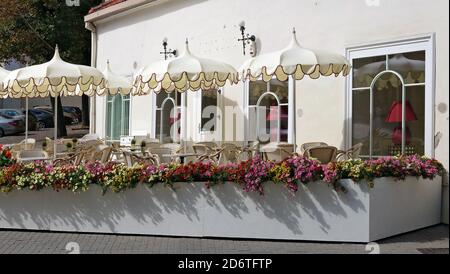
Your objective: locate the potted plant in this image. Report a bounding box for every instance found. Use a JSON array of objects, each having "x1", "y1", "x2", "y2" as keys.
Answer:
[
  {"x1": 140, "y1": 140, "x2": 147, "y2": 154},
  {"x1": 42, "y1": 140, "x2": 48, "y2": 151},
  {"x1": 66, "y1": 141, "x2": 73, "y2": 152},
  {"x1": 72, "y1": 138, "x2": 78, "y2": 149},
  {"x1": 131, "y1": 138, "x2": 137, "y2": 150}
]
